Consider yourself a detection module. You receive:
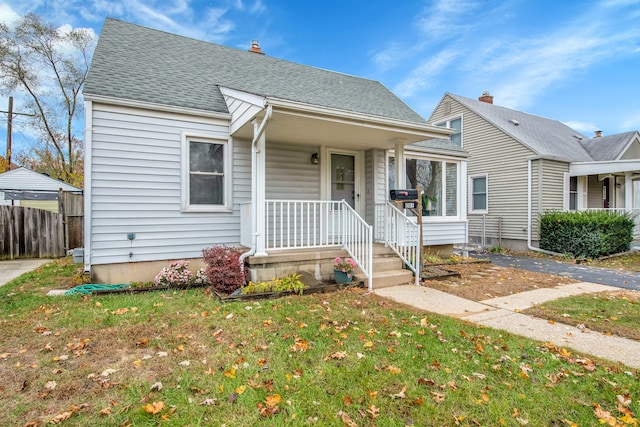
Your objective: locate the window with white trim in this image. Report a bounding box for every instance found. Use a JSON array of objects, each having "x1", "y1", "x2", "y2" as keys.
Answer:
[
  {"x1": 435, "y1": 116, "x2": 462, "y2": 147},
  {"x1": 388, "y1": 155, "x2": 460, "y2": 217},
  {"x1": 182, "y1": 136, "x2": 231, "y2": 211},
  {"x1": 469, "y1": 174, "x2": 487, "y2": 213}
]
